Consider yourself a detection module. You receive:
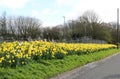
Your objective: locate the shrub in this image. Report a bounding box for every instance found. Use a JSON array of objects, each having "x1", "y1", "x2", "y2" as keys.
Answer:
[{"x1": 54, "y1": 52, "x2": 65, "y2": 59}]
